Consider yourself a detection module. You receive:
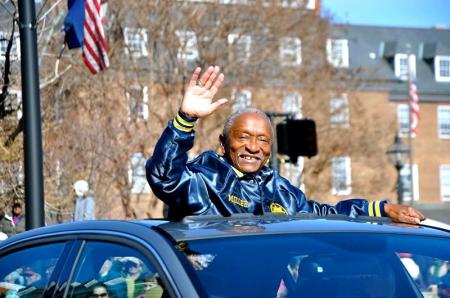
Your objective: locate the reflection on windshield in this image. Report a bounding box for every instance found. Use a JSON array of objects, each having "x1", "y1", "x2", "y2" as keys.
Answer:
[{"x1": 179, "y1": 233, "x2": 450, "y2": 298}]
